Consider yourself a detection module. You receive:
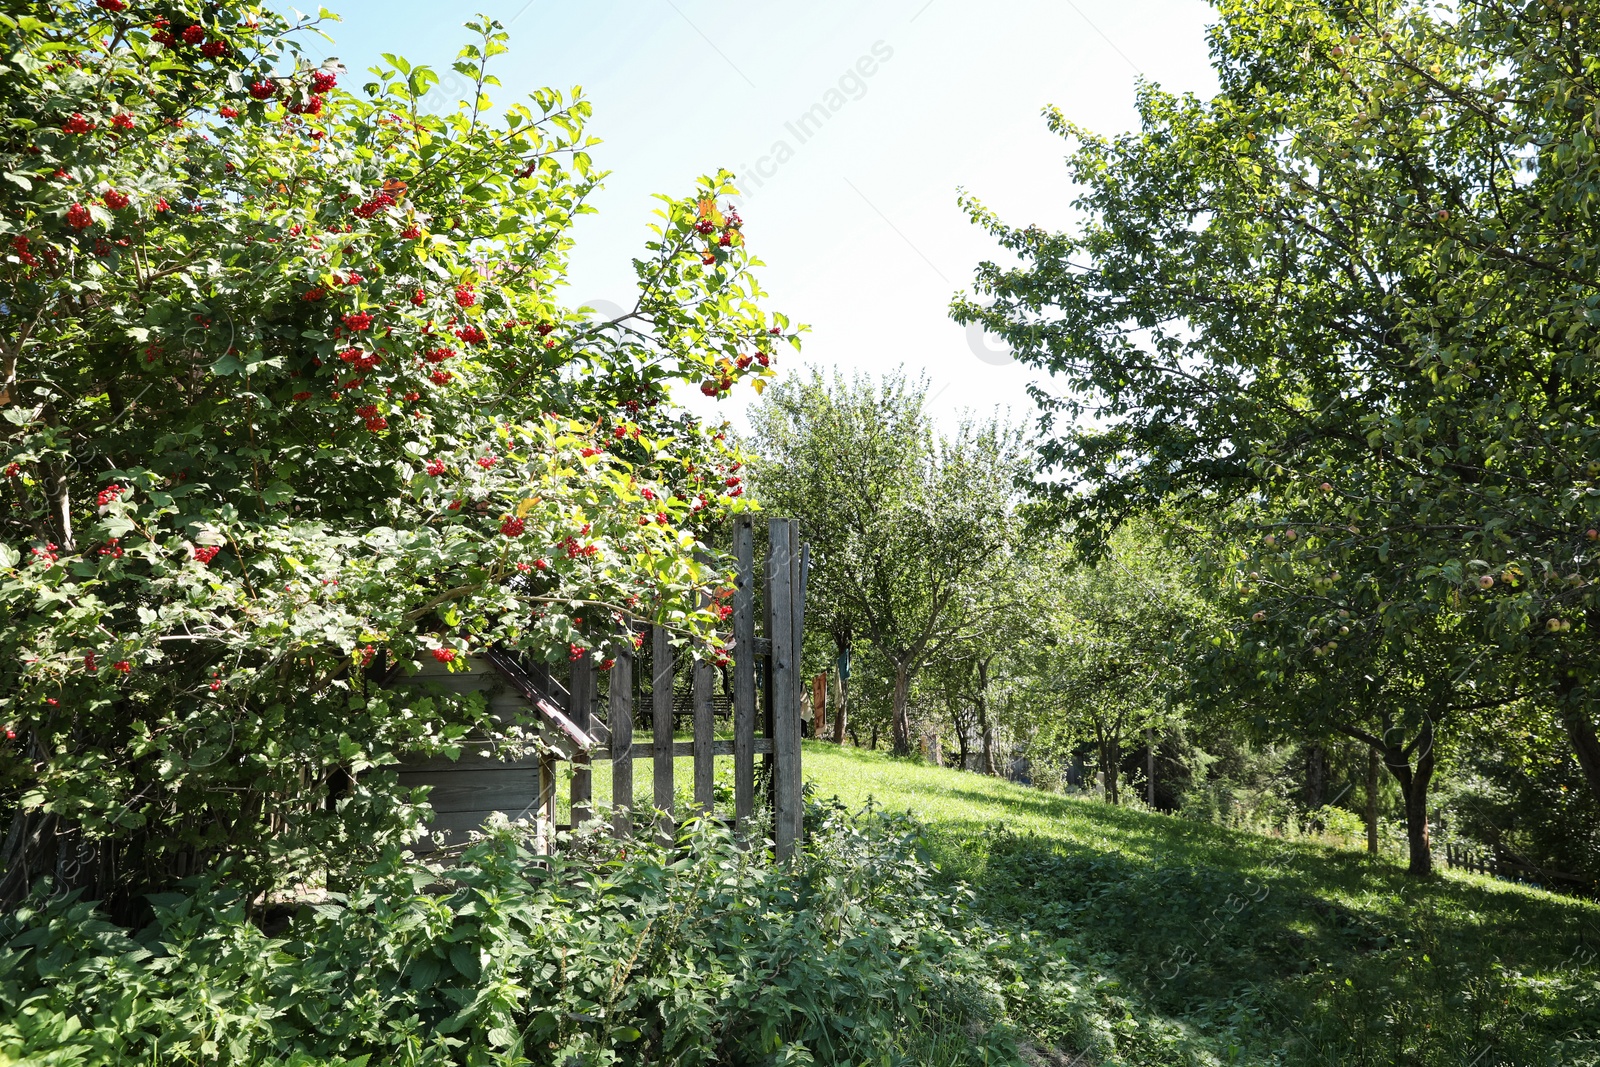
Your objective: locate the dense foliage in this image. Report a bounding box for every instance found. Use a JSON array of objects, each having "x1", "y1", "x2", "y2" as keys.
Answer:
[
  {"x1": 953, "y1": 0, "x2": 1600, "y2": 876},
  {"x1": 0, "y1": 801, "x2": 1193, "y2": 1067},
  {"x1": 0, "y1": 1, "x2": 795, "y2": 905}
]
